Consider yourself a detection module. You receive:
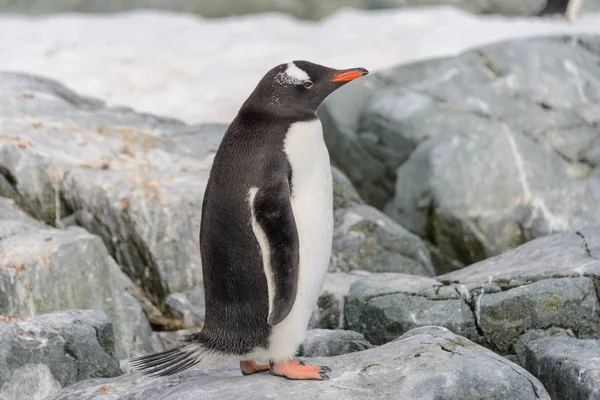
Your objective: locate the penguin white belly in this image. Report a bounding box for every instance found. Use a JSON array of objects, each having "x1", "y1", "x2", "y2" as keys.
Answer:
[{"x1": 266, "y1": 119, "x2": 333, "y2": 361}]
